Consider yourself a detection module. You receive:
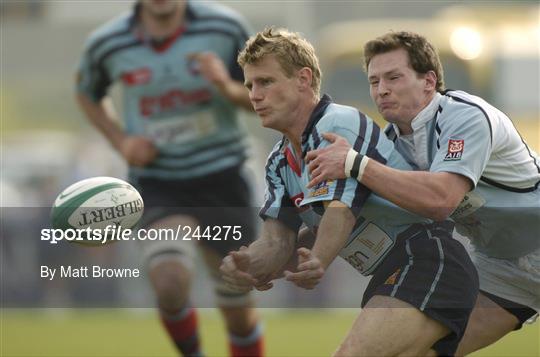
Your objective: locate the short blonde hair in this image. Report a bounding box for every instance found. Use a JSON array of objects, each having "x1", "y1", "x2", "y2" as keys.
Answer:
[{"x1": 238, "y1": 27, "x2": 322, "y2": 95}]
